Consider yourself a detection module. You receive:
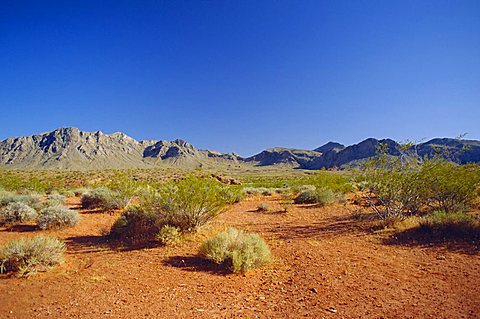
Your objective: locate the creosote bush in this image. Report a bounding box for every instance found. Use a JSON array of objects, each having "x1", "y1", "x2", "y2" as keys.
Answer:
[
  {"x1": 37, "y1": 206, "x2": 80, "y2": 230},
  {"x1": 0, "y1": 202, "x2": 37, "y2": 225},
  {"x1": 199, "y1": 228, "x2": 271, "y2": 273},
  {"x1": 110, "y1": 176, "x2": 237, "y2": 244},
  {"x1": 0, "y1": 235, "x2": 65, "y2": 276}
]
